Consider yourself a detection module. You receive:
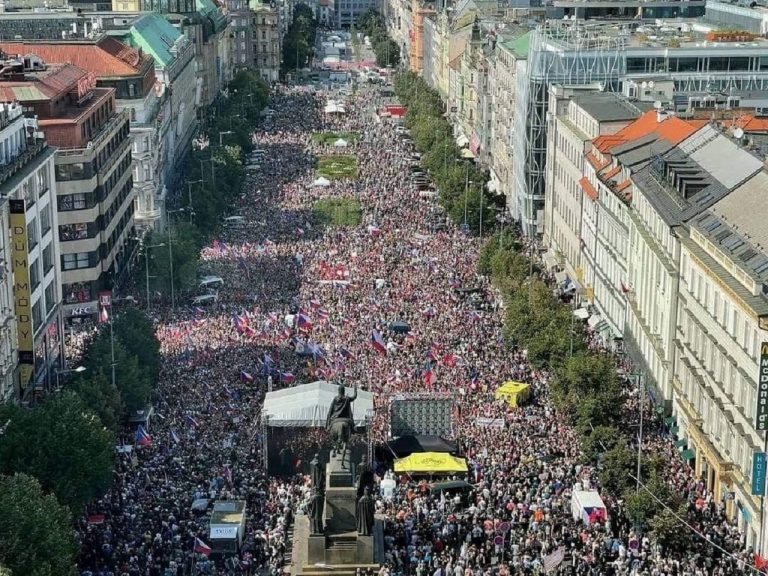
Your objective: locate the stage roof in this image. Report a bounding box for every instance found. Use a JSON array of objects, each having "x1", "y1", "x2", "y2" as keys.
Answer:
[{"x1": 263, "y1": 381, "x2": 373, "y2": 427}]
